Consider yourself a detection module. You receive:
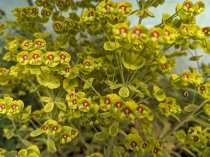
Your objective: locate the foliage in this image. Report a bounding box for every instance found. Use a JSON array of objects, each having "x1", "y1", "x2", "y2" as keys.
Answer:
[{"x1": 0, "y1": 0, "x2": 210, "y2": 156}]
